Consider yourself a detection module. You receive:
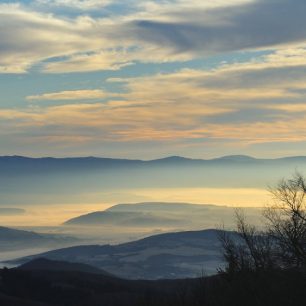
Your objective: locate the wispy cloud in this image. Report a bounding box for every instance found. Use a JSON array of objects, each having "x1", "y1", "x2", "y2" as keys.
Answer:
[
  {"x1": 34, "y1": 0, "x2": 112, "y2": 10},
  {"x1": 0, "y1": 3, "x2": 113, "y2": 73},
  {"x1": 1, "y1": 50, "x2": 306, "y2": 149},
  {"x1": 26, "y1": 89, "x2": 112, "y2": 101}
]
